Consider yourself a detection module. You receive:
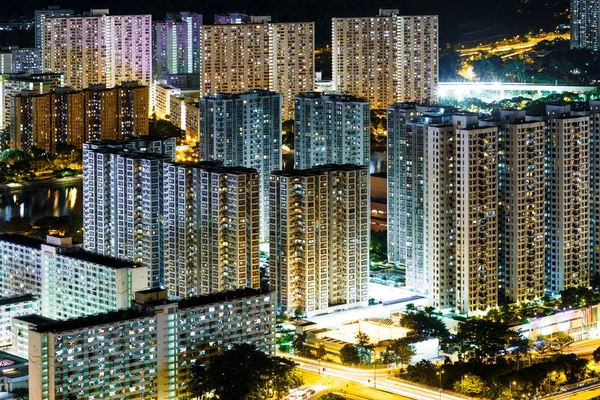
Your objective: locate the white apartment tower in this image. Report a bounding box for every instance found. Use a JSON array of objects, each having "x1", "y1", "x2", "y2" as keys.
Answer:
[
  {"x1": 294, "y1": 92, "x2": 370, "y2": 169},
  {"x1": 480, "y1": 111, "x2": 545, "y2": 303},
  {"x1": 163, "y1": 162, "x2": 260, "y2": 298},
  {"x1": 589, "y1": 100, "x2": 600, "y2": 277},
  {"x1": 543, "y1": 108, "x2": 590, "y2": 294},
  {"x1": 387, "y1": 104, "x2": 427, "y2": 291},
  {"x1": 269, "y1": 165, "x2": 369, "y2": 316},
  {"x1": 82, "y1": 137, "x2": 176, "y2": 287},
  {"x1": 41, "y1": 10, "x2": 152, "y2": 90},
  {"x1": 198, "y1": 90, "x2": 282, "y2": 240},
  {"x1": 427, "y1": 115, "x2": 498, "y2": 314},
  {"x1": 199, "y1": 20, "x2": 314, "y2": 120},
  {"x1": 332, "y1": 10, "x2": 438, "y2": 109}
]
